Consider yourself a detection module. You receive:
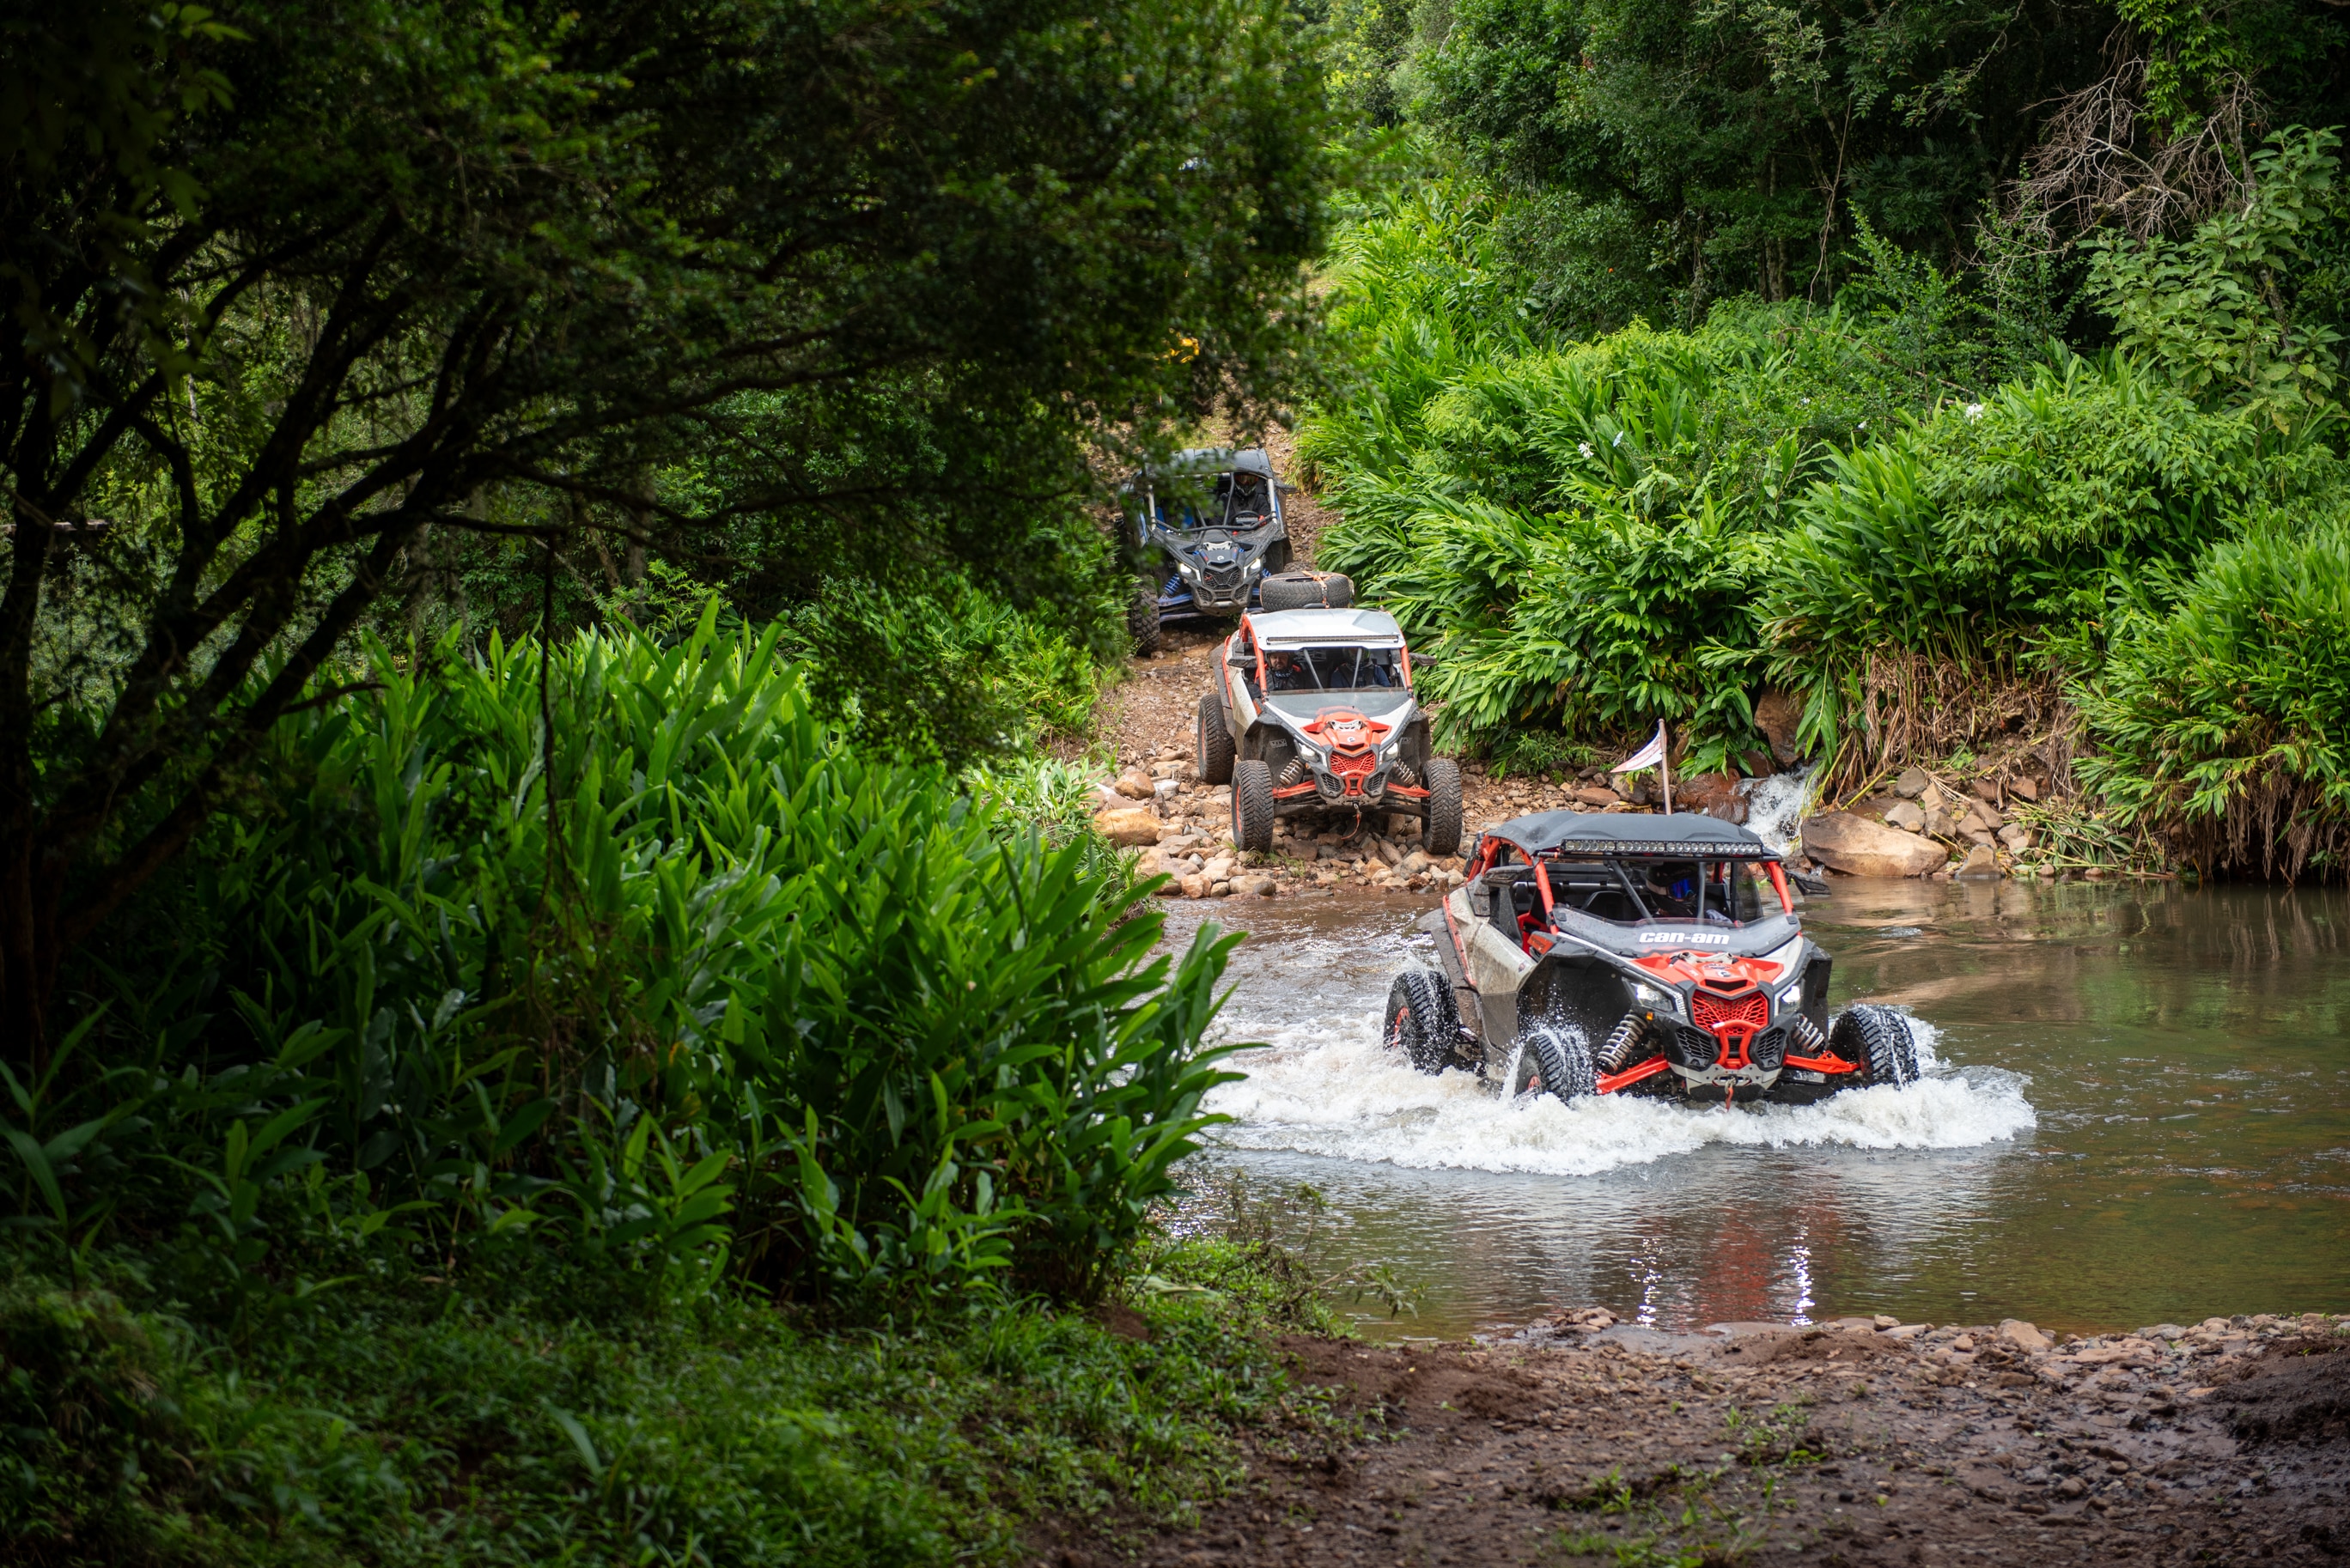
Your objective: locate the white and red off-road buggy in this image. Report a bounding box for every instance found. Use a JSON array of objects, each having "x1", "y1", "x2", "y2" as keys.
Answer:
[
  {"x1": 1387, "y1": 811, "x2": 1920, "y2": 1103},
  {"x1": 1196, "y1": 605, "x2": 1464, "y2": 856}
]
